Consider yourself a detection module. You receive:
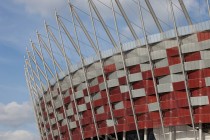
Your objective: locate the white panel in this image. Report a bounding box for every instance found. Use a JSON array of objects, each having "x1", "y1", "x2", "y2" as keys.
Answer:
[
  {"x1": 106, "y1": 120, "x2": 115, "y2": 127},
  {"x1": 78, "y1": 104, "x2": 87, "y2": 112},
  {"x1": 69, "y1": 122, "x2": 77, "y2": 129},
  {"x1": 66, "y1": 108, "x2": 74, "y2": 116},
  {"x1": 129, "y1": 73, "x2": 143, "y2": 82},
  {"x1": 157, "y1": 83, "x2": 174, "y2": 93},
  {"x1": 169, "y1": 64, "x2": 182, "y2": 73},
  {"x1": 151, "y1": 50, "x2": 167, "y2": 60},
  {"x1": 131, "y1": 89, "x2": 146, "y2": 98},
  {"x1": 191, "y1": 96, "x2": 209, "y2": 106},
  {"x1": 107, "y1": 79, "x2": 119, "y2": 88},
  {"x1": 148, "y1": 102, "x2": 159, "y2": 112}
]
